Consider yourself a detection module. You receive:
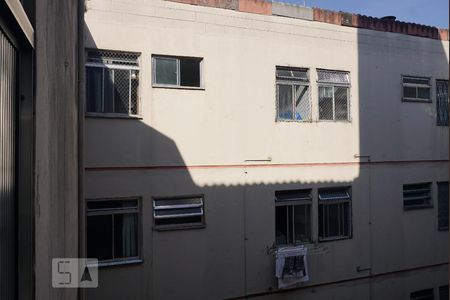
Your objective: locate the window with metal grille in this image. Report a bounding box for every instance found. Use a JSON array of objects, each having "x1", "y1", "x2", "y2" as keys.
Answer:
[
  {"x1": 402, "y1": 76, "x2": 431, "y2": 102},
  {"x1": 436, "y1": 80, "x2": 449, "y2": 126},
  {"x1": 276, "y1": 67, "x2": 311, "y2": 121},
  {"x1": 438, "y1": 182, "x2": 449, "y2": 230},
  {"x1": 86, "y1": 198, "x2": 140, "y2": 264},
  {"x1": 318, "y1": 187, "x2": 352, "y2": 241},
  {"x1": 403, "y1": 182, "x2": 433, "y2": 210},
  {"x1": 86, "y1": 49, "x2": 140, "y2": 116},
  {"x1": 317, "y1": 69, "x2": 350, "y2": 121},
  {"x1": 275, "y1": 189, "x2": 312, "y2": 245},
  {"x1": 439, "y1": 285, "x2": 449, "y2": 300},
  {"x1": 411, "y1": 288, "x2": 434, "y2": 300},
  {"x1": 152, "y1": 55, "x2": 202, "y2": 88},
  {"x1": 153, "y1": 195, "x2": 204, "y2": 229}
]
